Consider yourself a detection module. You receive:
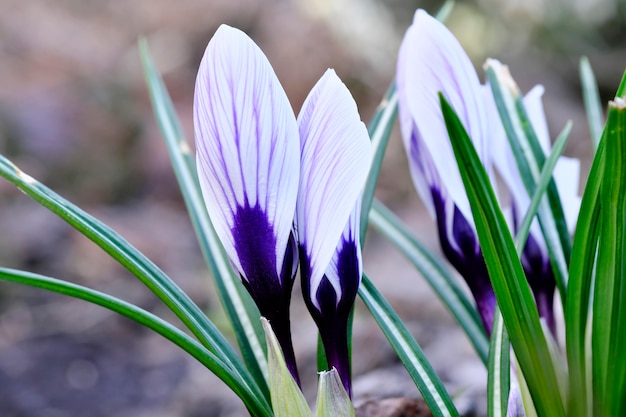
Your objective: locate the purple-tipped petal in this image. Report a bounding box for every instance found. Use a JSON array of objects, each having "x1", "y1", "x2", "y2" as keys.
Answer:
[
  {"x1": 397, "y1": 9, "x2": 491, "y2": 223},
  {"x1": 296, "y1": 69, "x2": 371, "y2": 297},
  {"x1": 194, "y1": 25, "x2": 300, "y2": 284}
]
